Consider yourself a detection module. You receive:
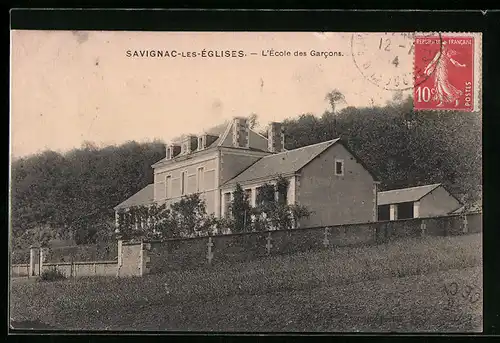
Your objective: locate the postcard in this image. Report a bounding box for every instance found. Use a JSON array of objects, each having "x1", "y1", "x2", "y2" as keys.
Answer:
[{"x1": 10, "y1": 30, "x2": 482, "y2": 333}]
